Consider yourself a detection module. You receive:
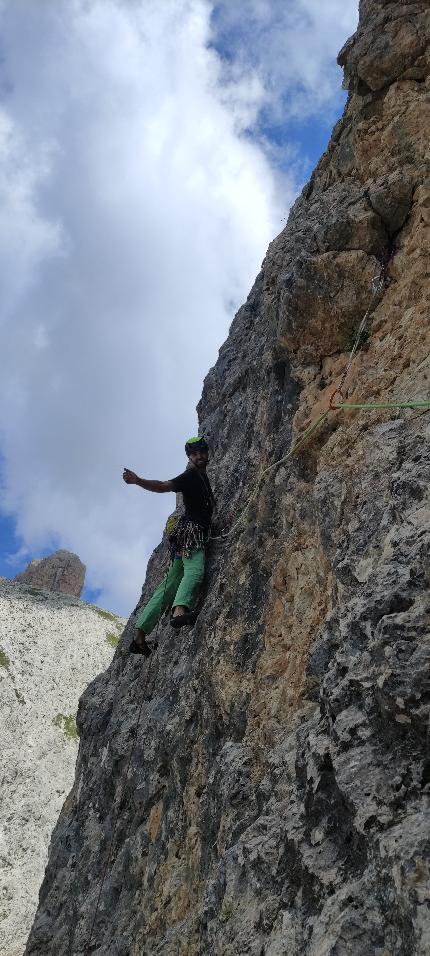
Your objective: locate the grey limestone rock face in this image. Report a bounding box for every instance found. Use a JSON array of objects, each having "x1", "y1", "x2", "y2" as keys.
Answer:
[
  {"x1": 15, "y1": 549, "x2": 86, "y2": 598},
  {"x1": 25, "y1": 1, "x2": 430, "y2": 954},
  {"x1": 0, "y1": 580, "x2": 126, "y2": 956}
]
